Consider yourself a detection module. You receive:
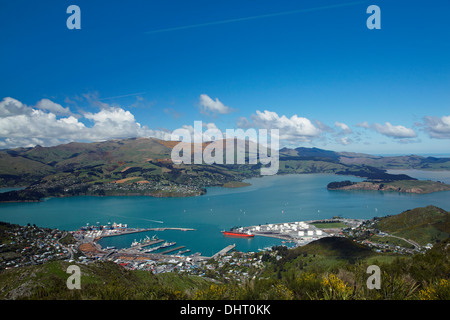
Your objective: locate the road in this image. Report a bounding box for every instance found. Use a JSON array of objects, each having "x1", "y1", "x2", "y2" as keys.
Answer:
[{"x1": 379, "y1": 233, "x2": 421, "y2": 249}]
